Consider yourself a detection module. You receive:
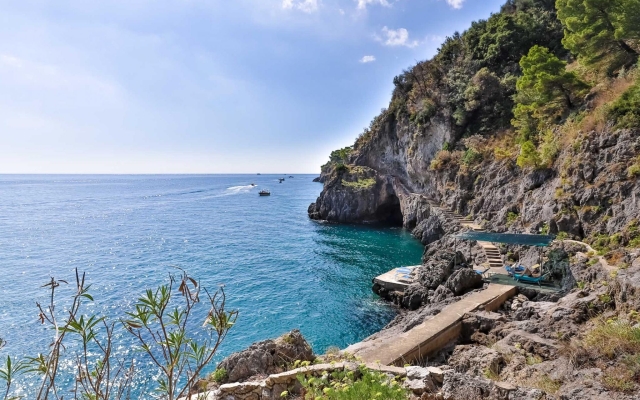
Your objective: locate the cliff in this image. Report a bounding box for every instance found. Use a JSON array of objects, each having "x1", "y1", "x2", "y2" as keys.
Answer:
[
  {"x1": 302, "y1": 0, "x2": 640, "y2": 398},
  {"x1": 308, "y1": 0, "x2": 640, "y2": 254}
]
